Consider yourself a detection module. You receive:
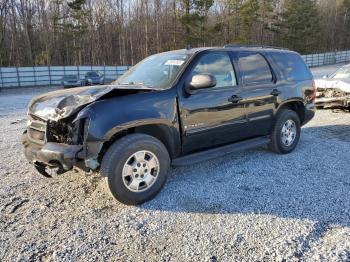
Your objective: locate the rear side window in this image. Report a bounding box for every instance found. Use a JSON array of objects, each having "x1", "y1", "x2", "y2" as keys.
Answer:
[
  {"x1": 271, "y1": 52, "x2": 312, "y2": 81},
  {"x1": 238, "y1": 53, "x2": 273, "y2": 85}
]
